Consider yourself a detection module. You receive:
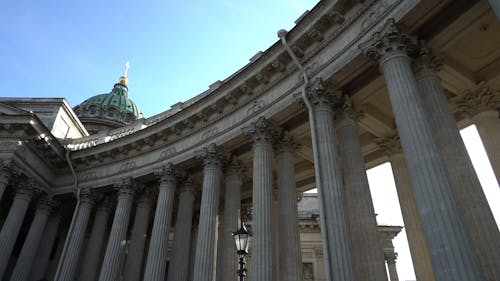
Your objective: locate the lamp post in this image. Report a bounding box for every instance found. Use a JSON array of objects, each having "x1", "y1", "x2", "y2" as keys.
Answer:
[{"x1": 233, "y1": 223, "x2": 251, "y2": 281}]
